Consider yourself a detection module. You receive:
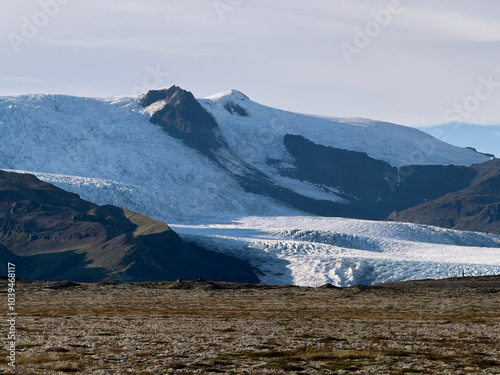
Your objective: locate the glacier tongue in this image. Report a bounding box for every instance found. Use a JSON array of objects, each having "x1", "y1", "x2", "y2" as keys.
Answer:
[{"x1": 171, "y1": 216, "x2": 500, "y2": 287}]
